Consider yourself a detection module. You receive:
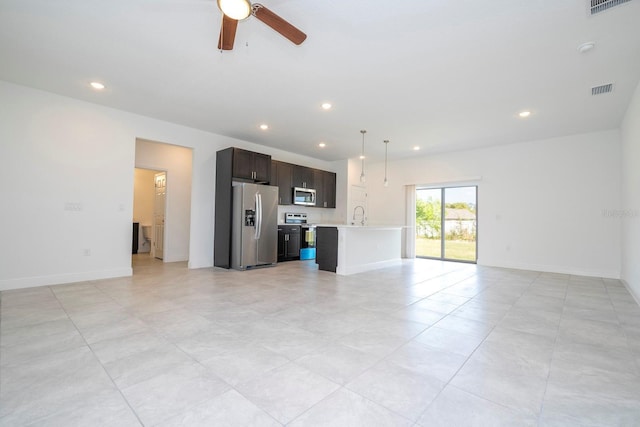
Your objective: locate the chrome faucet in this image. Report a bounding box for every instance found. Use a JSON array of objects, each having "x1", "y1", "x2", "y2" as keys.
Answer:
[{"x1": 353, "y1": 205, "x2": 365, "y2": 226}]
